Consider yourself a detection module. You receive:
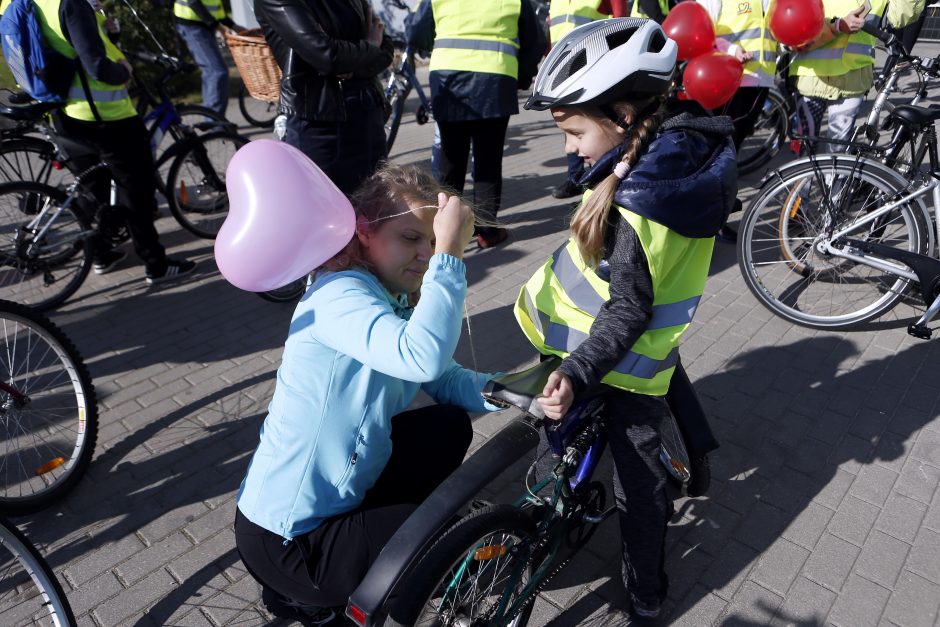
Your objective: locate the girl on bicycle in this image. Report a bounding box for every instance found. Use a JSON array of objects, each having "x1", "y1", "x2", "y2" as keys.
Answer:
[
  {"x1": 519, "y1": 18, "x2": 737, "y2": 620},
  {"x1": 235, "y1": 163, "x2": 494, "y2": 625}
]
